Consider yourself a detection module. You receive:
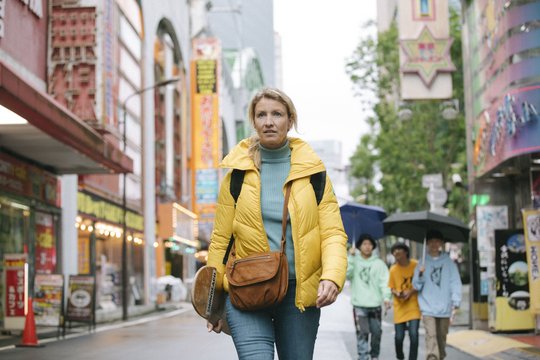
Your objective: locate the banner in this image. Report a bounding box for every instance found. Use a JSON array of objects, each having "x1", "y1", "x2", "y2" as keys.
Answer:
[
  {"x1": 522, "y1": 208, "x2": 540, "y2": 314},
  {"x1": 190, "y1": 37, "x2": 222, "y2": 242}
]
